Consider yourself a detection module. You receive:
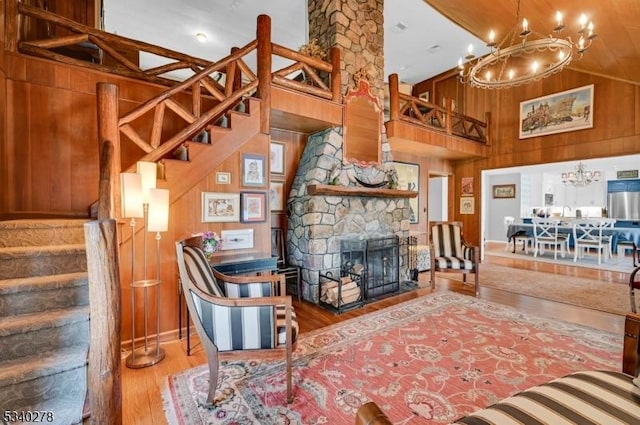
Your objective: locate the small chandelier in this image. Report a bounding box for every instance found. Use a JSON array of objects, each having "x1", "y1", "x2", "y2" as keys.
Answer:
[
  {"x1": 561, "y1": 162, "x2": 601, "y2": 187},
  {"x1": 457, "y1": 0, "x2": 596, "y2": 90}
]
